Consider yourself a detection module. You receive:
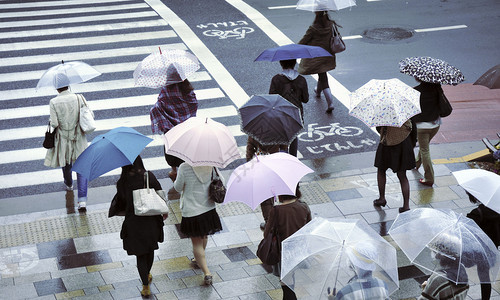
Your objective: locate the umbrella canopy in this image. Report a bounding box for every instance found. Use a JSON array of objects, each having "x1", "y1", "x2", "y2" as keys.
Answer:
[
  {"x1": 163, "y1": 116, "x2": 240, "y2": 168},
  {"x1": 349, "y1": 78, "x2": 421, "y2": 127},
  {"x1": 36, "y1": 60, "x2": 101, "y2": 90},
  {"x1": 399, "y1": 56, "x2": 465, "y2": 86},
  {"x1": 474, "y1": 64, "x2": 500, "y2": 89},
  {"x1": 296, "y1": 0, "x2": 356, "y2": 11},
  {"x1": 453, "y1": 169, "x2": 500, "y2": 214},
  {"x1": 133, "y1": 48, "x2": 200, "y2": 88},
  {"x1": 239, "y1": 94, "x2": 303, "y2": 146},
  {"x1": 72, "y1": 127, "x2": 153, "y2": 181},
  {"x1": 280, "y1": 217, "x2": 398, "y2": 299},
  {"x1": 389, "y1": 208, "x2": 500, "y2": 284},
  {"x1": 223, "y1": 152, "x2": 313, "y2": 210},
  {"x1": 254, "y1": 44, "x2": 332, "y2": 62}
]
